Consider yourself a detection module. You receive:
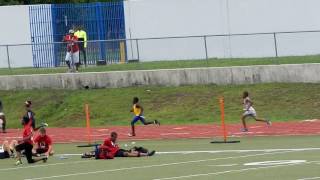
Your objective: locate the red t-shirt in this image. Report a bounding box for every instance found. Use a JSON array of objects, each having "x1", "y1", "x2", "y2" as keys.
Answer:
[
  {"x1": 22, "y1": 122, "x2": 33, "y2": 145},
  {"x1": 98, "y1": 138, "x2": 119, "y2": 159},
  {"x1": 34, "y1": 135, "x2": 52, "y2": 151},
  {"x1": 63, "y1": 35, "x2": 79, "y2": 53}
]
